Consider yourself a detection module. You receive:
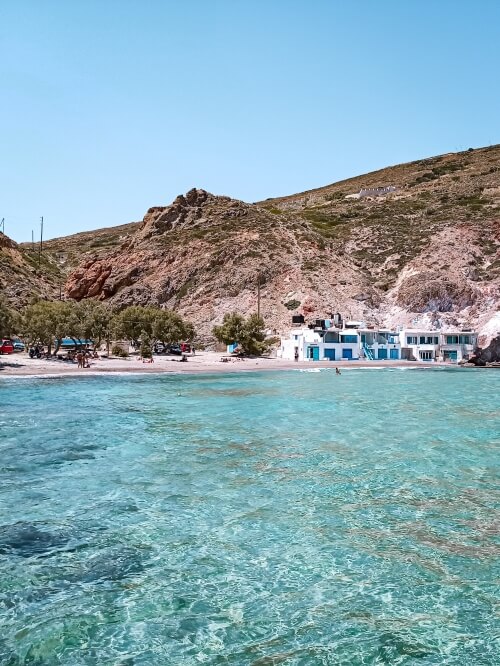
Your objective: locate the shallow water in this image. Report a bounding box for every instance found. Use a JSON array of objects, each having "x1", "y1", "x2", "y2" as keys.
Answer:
[{"x1": 0, "y1": 368, "x2": 499, "y2": 665}]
